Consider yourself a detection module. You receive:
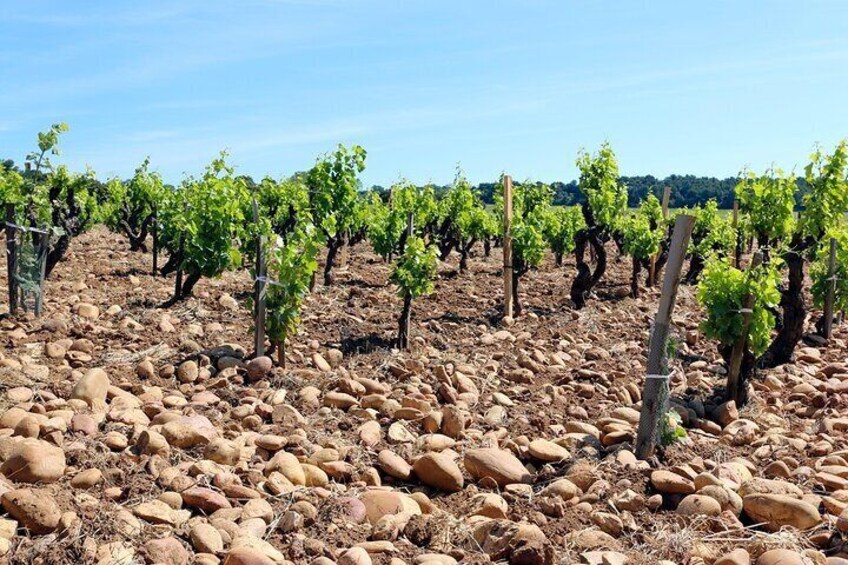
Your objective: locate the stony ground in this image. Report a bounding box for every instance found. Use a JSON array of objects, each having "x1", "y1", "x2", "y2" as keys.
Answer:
[{"x1": 0, "y1": 226, "x2": 846, "y2": 565}]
